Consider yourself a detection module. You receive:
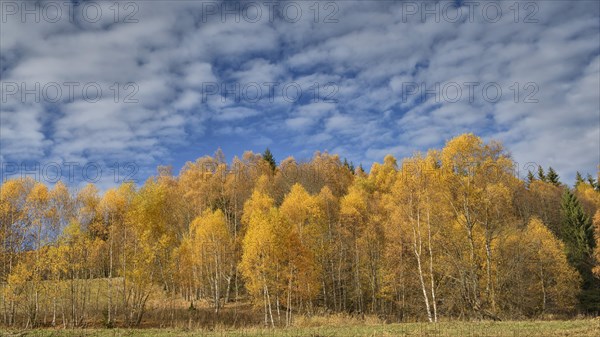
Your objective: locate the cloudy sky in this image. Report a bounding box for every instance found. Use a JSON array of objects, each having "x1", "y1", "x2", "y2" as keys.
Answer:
[{"x1": 1, "y1": 0, "x2": 599, "y2": 188}]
